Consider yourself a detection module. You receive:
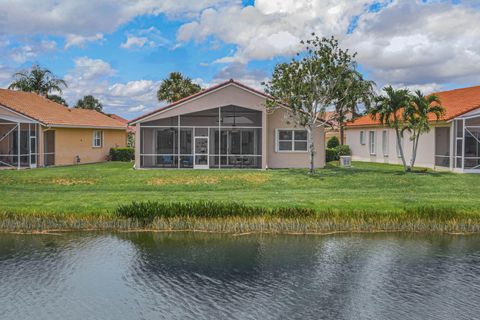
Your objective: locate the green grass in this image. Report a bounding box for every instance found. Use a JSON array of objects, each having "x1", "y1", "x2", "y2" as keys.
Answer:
[
  {"x1": 0, "y1": 161, "x2": 479, "y2": 216},
  {"x1": 1, "y1": 161, "x2": 479, "y2": 232}
]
